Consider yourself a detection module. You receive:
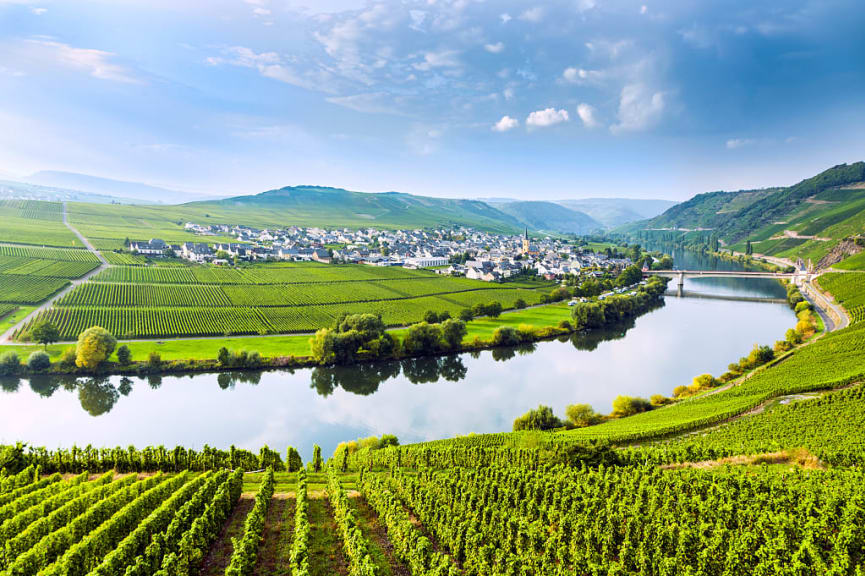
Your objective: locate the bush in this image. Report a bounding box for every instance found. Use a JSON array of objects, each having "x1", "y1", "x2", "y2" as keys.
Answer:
[
  {"x1": 218, "y1": 346, "x2": 230, "y2": 366},
  {"x1": 27, "y1": 351, "x2": 51, "y2": 372},
  {"x1": 491, "y1": 326, "x2": 521, "y2": 347},
  {"x1": 786, "y1": 328, "x2": 803, "y2": 345},
  {"x1": 440, "y1": 319, "x2": 467, "y2": 350},
  {"x1": 650, "y1": 394, "x2": 671, "y2": 406},
  {"x1": 611, "y1": 395, "x2": 653, "y2": 418},
  {"x1": 557, "y1": 320, "x2": 573, "y2": 331},
  {"x1": 423, "y1": 310, "x2": 441, "y2": 324},
  {"x1": 565, "y1": 403, "x2": 601, "y2": 428},
  {"x1": 514, "y1": 298, "x2": 527, "y2": 309},
  {"x1": 60, "y1": 346, "x2": 77, "y2": 368},
  {"x1": 402, "y1": 322, "x2": 443, "y2": 355},
  {"x1": 672, "y1": 385, "x2": 689, "y2": 398},
  {"x1": 247, "y1": 351, "x2": 262, "y2": 367},
  {"x1": 794, "y1": 301, "x2": 812, "y2": 313},
  {"x1": 0, "y1": 352, "x2": 21, "y2": 376},
  {"x1": 116, "y1": 345, "x2": 132, "y2": 366},
  {"x1": 147, "y1": 351, "x2": 162, "y2": 368},
  {"x1": 513, "y1": 405, "x2": 562, "y2": 431},
  {"x1": 75, "y1": 326, "x2": 117, "y2": 370}
]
